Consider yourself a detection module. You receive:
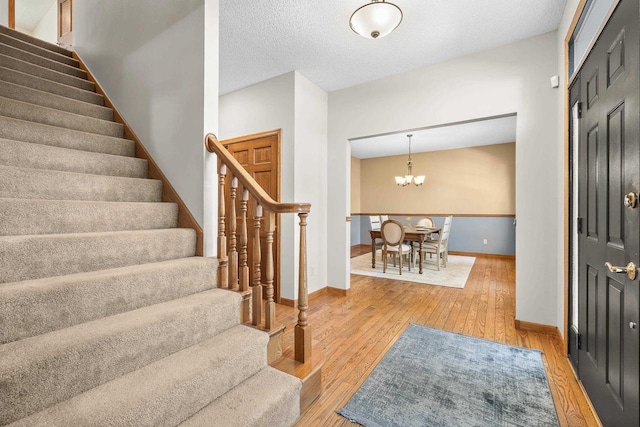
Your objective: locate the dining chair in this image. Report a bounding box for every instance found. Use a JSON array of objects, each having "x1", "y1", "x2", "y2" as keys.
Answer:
[
  {"x1": 369, "y1": 215, "x2": 384, "y2": 260},
  {"x1": 416, "y1": 217, "x2": 434, "y2": 228},
  {"x1": 418, "y1": 216, "x2": 453, "y2": 271},
  {"x1": 381, "y1": 220, "x2": 412, "y2": 274}
]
